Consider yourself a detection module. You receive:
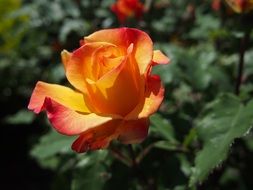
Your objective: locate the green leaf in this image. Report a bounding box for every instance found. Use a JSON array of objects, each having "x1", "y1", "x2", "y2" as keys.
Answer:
[
  {"x1": 4, "y1": 109, "x2": 34, "y2": 124},
  {"x1": 173, "y1": 185, "x2": 187, "y2": 190},
  {"x1": 172, "y1": 83, "x2": 194, "y2": 104},
  {"x1": 189, "y1": 94, "x2": 253, "y2": 186},
  {"x1": 59, "y1": 19, "x2": 90, "y2": 42},
  {"x1": 189, "y1": 13, "x2": 220, "y2": 40},
  {"x1": 31, "y1": 130, "x2": 75, "y2": 160},
  {"x1": 71, "y1": 151, "x2": 110, "y2": 190},
  {"x1": 72, "y1": 164, "x2": 106, "y2": 190},
  {"x1": 150, "y1": 114, "x2": 177, "y2": 143},
  {"x1": 154, "y1": 141, "x2": 179, "y2": 151}
]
